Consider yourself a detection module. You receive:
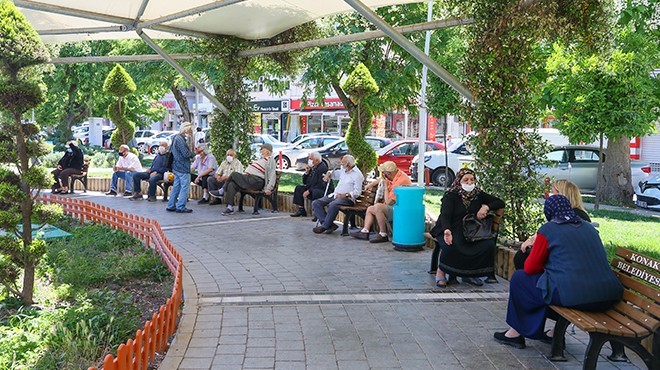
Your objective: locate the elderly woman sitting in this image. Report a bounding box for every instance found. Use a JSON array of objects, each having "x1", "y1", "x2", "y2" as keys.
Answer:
[
  {"x1": 430, "y1": 168, "x2": 505, "y2": 287},
  {"x1": 494, "y1": 195, "x2": 622, "y2": 349}
]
